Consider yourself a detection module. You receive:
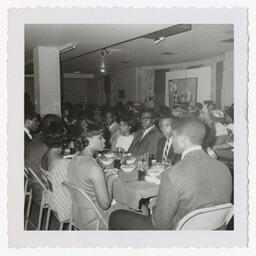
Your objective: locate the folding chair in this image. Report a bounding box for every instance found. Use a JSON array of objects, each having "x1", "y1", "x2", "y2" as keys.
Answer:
[
  {"x1": 63, "y1": 181, "x2": 108, "y2": 230},
  {"x1": 40, "y1": 168, "x2": 72, "y2": 230},
  {"x1": 24, "y1": 167, "x2": 33, "y2": 229},
  {"x1": 24, "y1": 166, "x2": 49, "y2": 230},
  {"x1": 176, "y1": 203, "x2": 234, "y2": 230}
]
